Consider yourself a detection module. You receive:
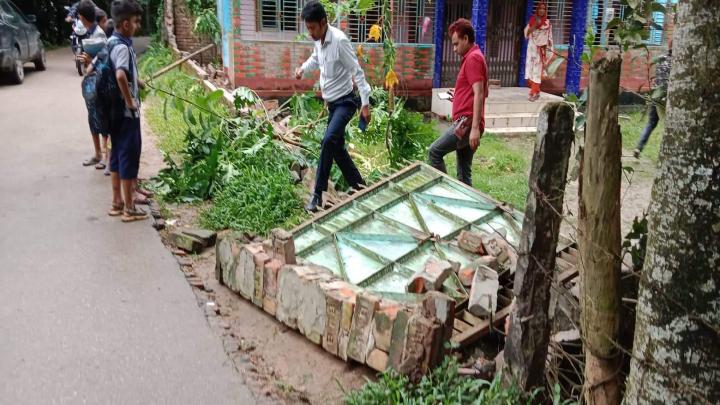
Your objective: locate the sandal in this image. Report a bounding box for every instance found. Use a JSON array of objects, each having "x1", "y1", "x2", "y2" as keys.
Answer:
[
  {"x1": 108, "y1": 202, "x2": 124, "y2": 216},
  {"x1": 121, "y1": 208, "x2": 149, "y2": 222},
  {"x1": 104, "y1": 166, "x2": 111, "y2": 176},
  {"x1": 83, "y1": 156, "x2": 101, "y2": 166},
  {"x1": 95, "y1": 160, "x2": 106, "y2": 170}
]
